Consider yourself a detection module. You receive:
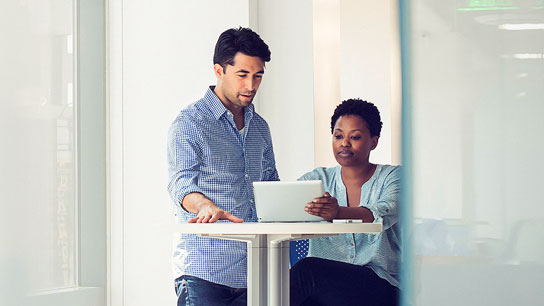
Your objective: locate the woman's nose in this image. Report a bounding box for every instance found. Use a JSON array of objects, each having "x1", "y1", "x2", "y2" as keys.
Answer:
[{"x1": 341, "y1": 138, "x2": 351, "y2": 147}]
